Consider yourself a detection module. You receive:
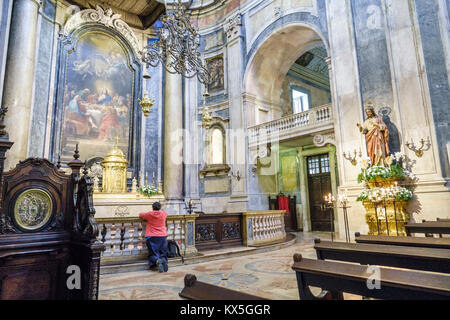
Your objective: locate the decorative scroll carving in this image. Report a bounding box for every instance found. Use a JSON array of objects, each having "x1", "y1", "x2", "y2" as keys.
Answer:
[
  {"x1": 114, "y1": 205, "x2": 130, "y2": 217},
  {"x1": 222, "y1": 222, "x2": 240, "y2": 240},
  {"x1": 73, "y1": 167, "x2": 99, "y2": 240},
  {"x1": 0, "y1": 214, "x2": 14, "y2": 234},
  {"x1": 196, "y1": 223, "x2": 217, "y2": 242},
  {"x1": 63, "y1": 5, "x2": 140, "y2": 55},
  {"x1": 224, "y1": 12, "x2": 242, "y2": 40},
  {"x1": 313, "y1": 133, "x2": 336, "y2": 147},
  {"x1": 14, "y1": 189, "x2": 53, "y2": 231}
]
